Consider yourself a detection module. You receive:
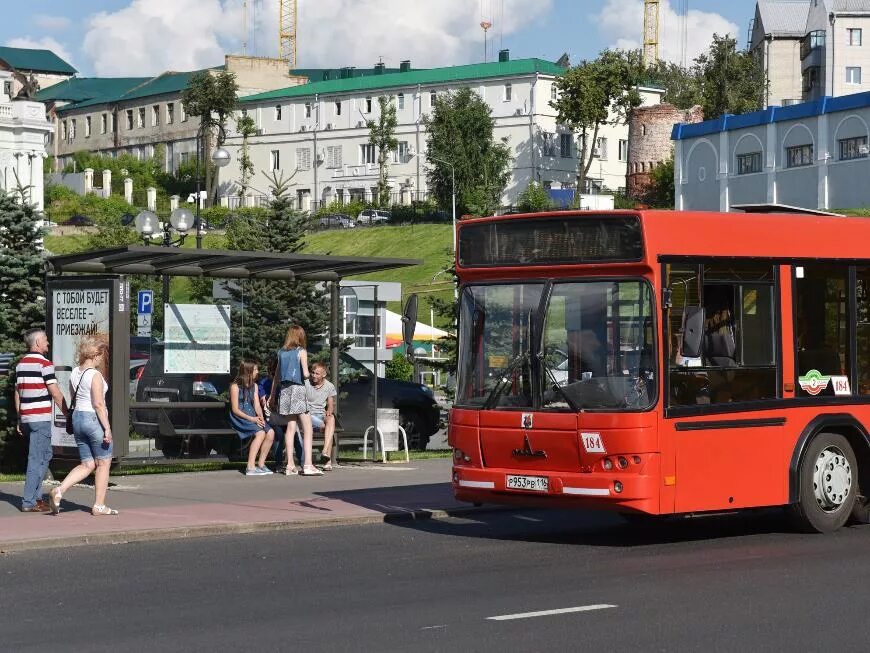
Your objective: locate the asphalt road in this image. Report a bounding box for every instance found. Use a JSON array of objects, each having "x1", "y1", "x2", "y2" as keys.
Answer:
[{"x1": 4, "y1": 508, "x2": 870, "y2": 652}]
